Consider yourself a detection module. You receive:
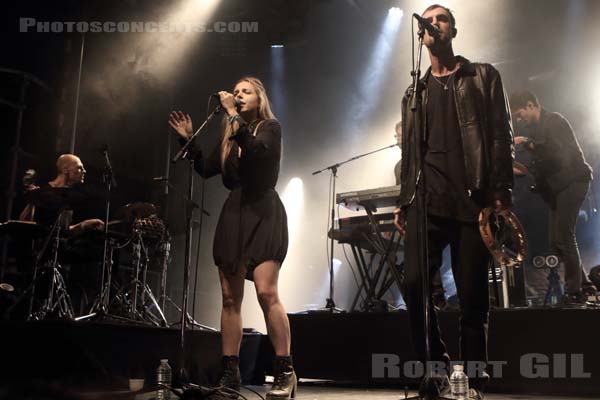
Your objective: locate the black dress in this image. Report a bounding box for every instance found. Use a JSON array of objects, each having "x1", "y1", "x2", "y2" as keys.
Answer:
[{"x1": 192, "y1": 119, "x2": 288, "y2": 280}]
